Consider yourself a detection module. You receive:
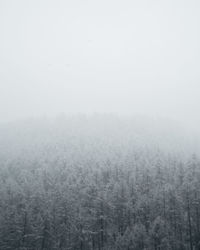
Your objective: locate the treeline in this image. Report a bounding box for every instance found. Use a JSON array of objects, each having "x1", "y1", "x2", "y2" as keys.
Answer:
[{"x1": 0, "y1": 116, "x2": 200, "y2": 250}]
